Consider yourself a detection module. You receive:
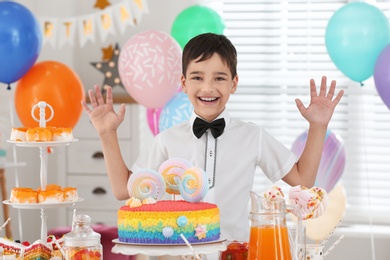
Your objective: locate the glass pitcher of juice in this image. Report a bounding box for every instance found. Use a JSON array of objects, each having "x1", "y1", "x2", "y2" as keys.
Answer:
[{"x1": 248, "y1": 191, "x2": 303, "y2": 260}]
